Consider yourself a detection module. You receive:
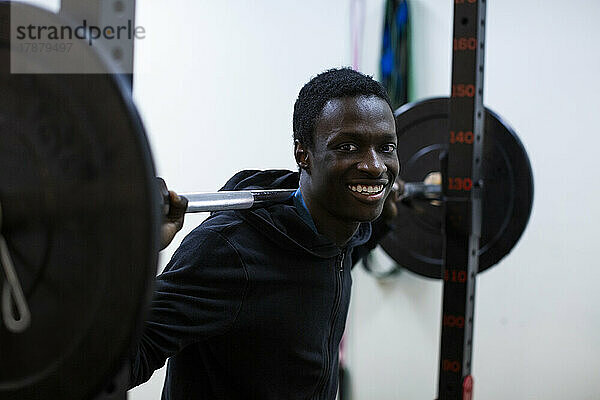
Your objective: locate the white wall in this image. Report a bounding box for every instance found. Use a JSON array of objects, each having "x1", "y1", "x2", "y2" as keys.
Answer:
[{"x1": 124, "y1": 1, "x2": 600, "y2": 399}]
